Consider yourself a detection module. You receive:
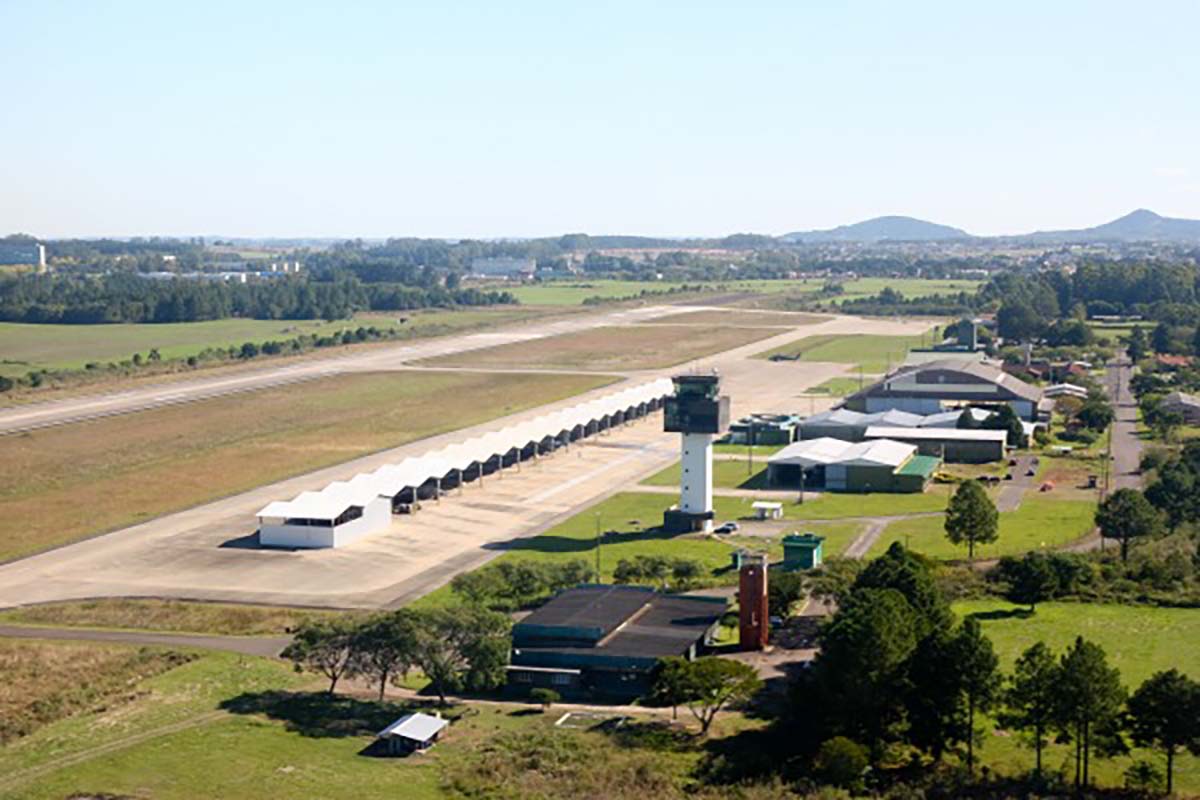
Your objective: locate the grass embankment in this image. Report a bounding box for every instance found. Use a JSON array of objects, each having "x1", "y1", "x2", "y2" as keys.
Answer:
[
  {"x1": 754, "y1": 331, "x2": 934, "y2": 373},
  {"x1": 0, "y1": 307, "x2": 553, "y2": 378},
  {"x1": 0, "y1": 638, "x2": 761, "y2": 800},
  {"x1": 953, "y1": 600, "x2": 1200, "y2": 793},
  {"x1": 867, "y1": 498, "x2": 1097, "y2": 560},
  {"x1": 806, "y1": 376, "x2": 869, "y2": 396},
  {"x1": 417, "y1": 324, "x2": 782, "y2": 371},
  {"x1": 0, "y1": 599, "x2": 340, "y2": 636},
  {"x1": 0, "y1": 639, "x2": 195, "y2": 744},
  {"x1": 0, "y1": 370, "x2": 614, "y2": 561}
]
